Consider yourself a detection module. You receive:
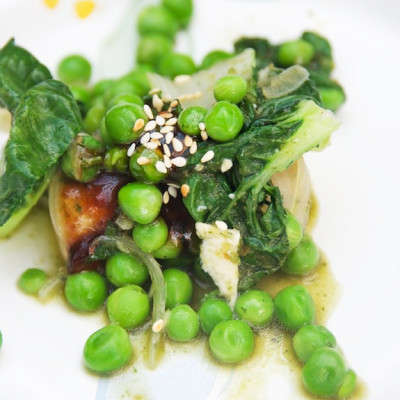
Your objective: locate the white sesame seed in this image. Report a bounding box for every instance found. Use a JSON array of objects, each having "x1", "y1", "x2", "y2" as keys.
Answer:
[
  {"x1": 198, "y1": 122, "x2": 206, "y2": 131},
  {"x1": 144, "y1": 120, "x2": 157, "y2": 131},
  {"x1": 184, "y1": 135, "x2": 193, "y2": 147},
  {"x1": 174, "y1": 74, "x2": 191, "y2": 84},
  {"x1": 170, "y1": 100, "x2": 178, "y2": 108},
  {"x1": 195, "y1": 164, "x2": 204, "y2": 171},
  {"x1": 160, "y1": 125, "x2": 175, "y2": 134},
  {"x1": 143, "y1": 104, "x2": 154, "y2": 120},
  {"x1": 140, "y1": 132, "x2": 150, "y2": 144},
  {"x1": 165, "y1": 117, "x2": 177, "y2": 126},
  {"x1": 156, "y1": 115, "x2": 166, "y2": 126},
  {"x1": 152, "y1": 319, "x2": 164, "y2": 333},
  {"x1": 168, "y1": 186, "x2": 178, "y2": 198},
  {"x1": 115, "y1": 215, "x2": 135, "y2": 230},
  {"x1": 127, "y1": 143, "x2": 136, "y2": 157},
  {"x1": 172, "y1": 138, "x2": 183, "y2": 152},
  {"x1": 228, "y1": 193, "x2": 235, "y2": 199},
  {"x1": 149, "y1": 88, "x2": 161, "y2": 95},
  {"x1": 150, "y1": 131, "x2": 164, "y2": 140},
  {"x1": 163, "y1": 191, "x2": 170, "y2": 204},
  {"x1": 133, "y1": 118, "x2": 145, "y2": 132},
  {"x1": 189, "y1": 141, "x2": 198, "y2": 154},
  {"x1": 163, "y1": 154, "x2": 172, "y2": 168},
  {"x1": 181, "y1": 184, "x2": 190, "y2": 198},
  {"x1": 155, "y1": 161, "x2": 168, "y2": 174},
  {"x1": 200, "y1": 130, "x2": 208, "y2": 141},
  {"x1": 144, "y1": 141, "x2": 158, "y2": 150},
  {"x1": 170, "y1": 156, "x2": 187, "y2": 167},
  {"x1": 160, "y1": 112, "x2": 173, "y2": 119},
  {"x1": 178, "y1": 91, "x2": 202, "y2": 102},
  {"x1": 215, "y1": 220, "x2": 228, "y2": 231},
  {"x1": 162, "y1": 94, "x2": 172, "y2": 102},
  {"x1": 167, "y1": 183, "x2": 180, "y2": 189},
  {"x1": 201, "y1": 150, "x2": 215, "y2": 163},
  {"x1": 221, "y1": 158, "x2": 233, "y2": 173},
  {"x1": 137, "y1": 156, "x2": 151, "y2": 165},
  {"x1": 152, "y1": 94, "x2": 164, "y2": 112},
  {"x1": 165, "y1": 131, "x2": 174, "y2": 144},
  {"x1": 163, "y1": 144, "x2": 171, "y2": 157}
]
